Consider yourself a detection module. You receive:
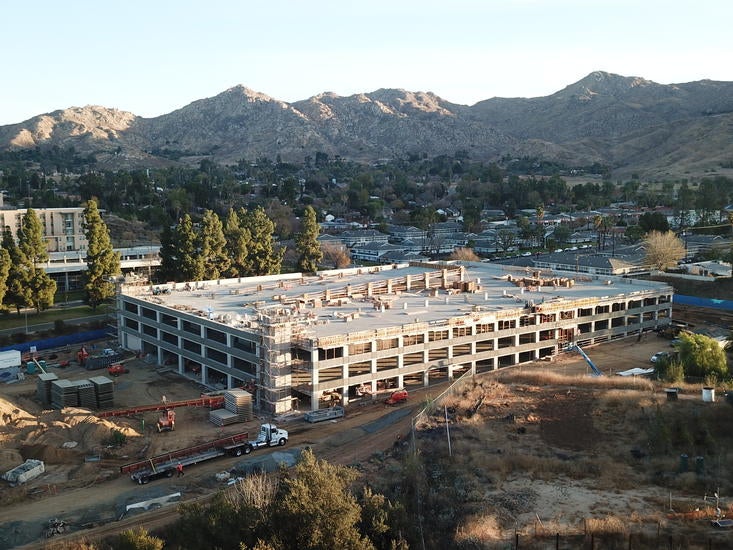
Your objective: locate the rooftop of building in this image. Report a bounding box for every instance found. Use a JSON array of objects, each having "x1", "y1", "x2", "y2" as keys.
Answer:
[{"x1": 122, "y1": 262, "x2": 672, "y2": 344}]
